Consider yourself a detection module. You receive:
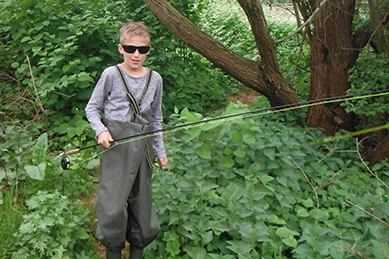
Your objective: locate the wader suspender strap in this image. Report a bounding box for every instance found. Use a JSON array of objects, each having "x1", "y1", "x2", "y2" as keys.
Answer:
[
  {"x1": 115, "y1": 66, "x2": 153, "y2": 122},
  {"x1": 115, "y1": 65, "x2": 154, "y2": 168}
]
